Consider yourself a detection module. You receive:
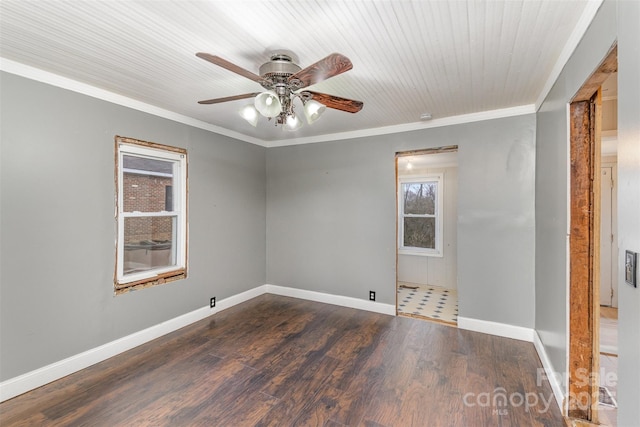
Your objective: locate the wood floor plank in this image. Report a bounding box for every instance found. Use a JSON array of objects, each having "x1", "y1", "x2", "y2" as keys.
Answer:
[
  {"x1": 289, "y1": 384, "x2": 343, "y2": 426},
  {"x1": 0, "y1": 294, "x2": 567, "y2": 426},
  {"x1": 255, "y1": 356, "x2": 342, "y2": 426}
]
